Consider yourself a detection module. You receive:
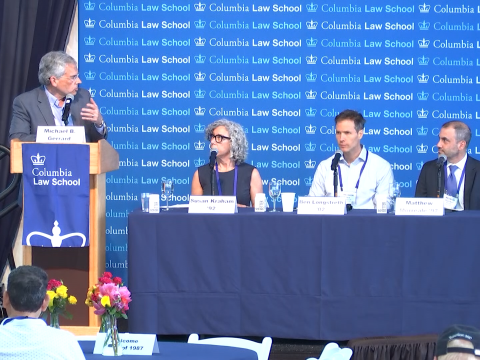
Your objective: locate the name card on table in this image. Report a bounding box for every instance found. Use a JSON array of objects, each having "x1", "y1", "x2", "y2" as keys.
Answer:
[
  {"x1": 93, "y1": 333, "x2": 159, "y2": 355},
  {"x1": 148, "y1": 194, "x2": 160, "y2": 213},
  {"x1": 297, "y1": 196, "x2": 346, "y2": 215},
  {"x1": 188, "y1": 196, "x2": 237, "y2": 214},
  {"x1": 395, "y1": 197, "x2": 444, "y2": 216},
  {"x1": 36, "y1": 126, "x2": 86, "y2": 143}
]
